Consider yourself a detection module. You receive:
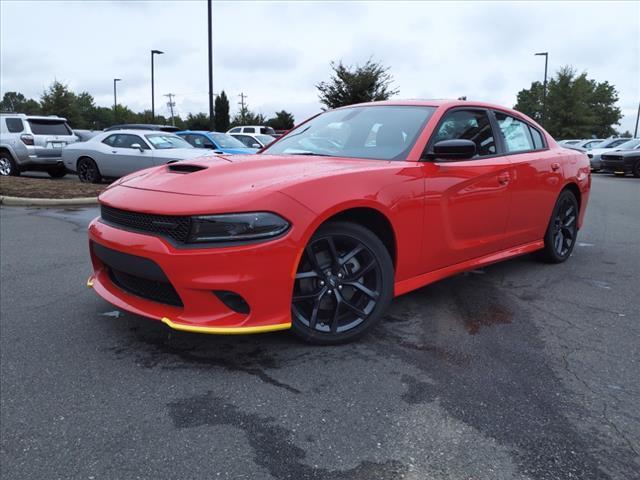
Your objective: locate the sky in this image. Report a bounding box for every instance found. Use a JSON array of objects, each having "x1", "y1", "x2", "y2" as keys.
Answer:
[{"x1": 1, "y1": 0, "x2": 638, "y2": 133}]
